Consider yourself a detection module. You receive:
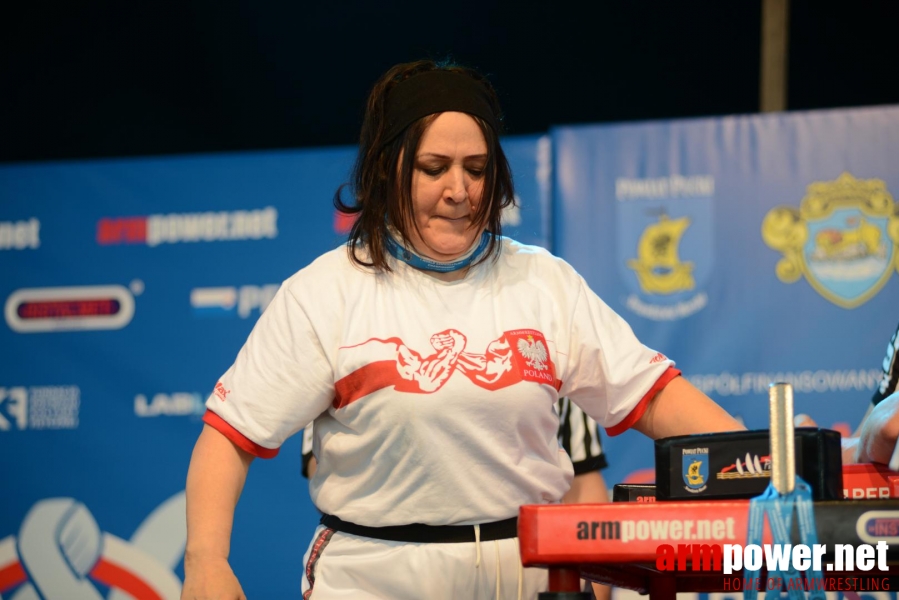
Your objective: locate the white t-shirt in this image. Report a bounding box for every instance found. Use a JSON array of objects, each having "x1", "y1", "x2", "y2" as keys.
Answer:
[
  {"x1": 204, "y1": 238, "x2": 677, "y2": 526},
  {"x1": 300, "y1": 397, "x2": 608, "y2": 478}
]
